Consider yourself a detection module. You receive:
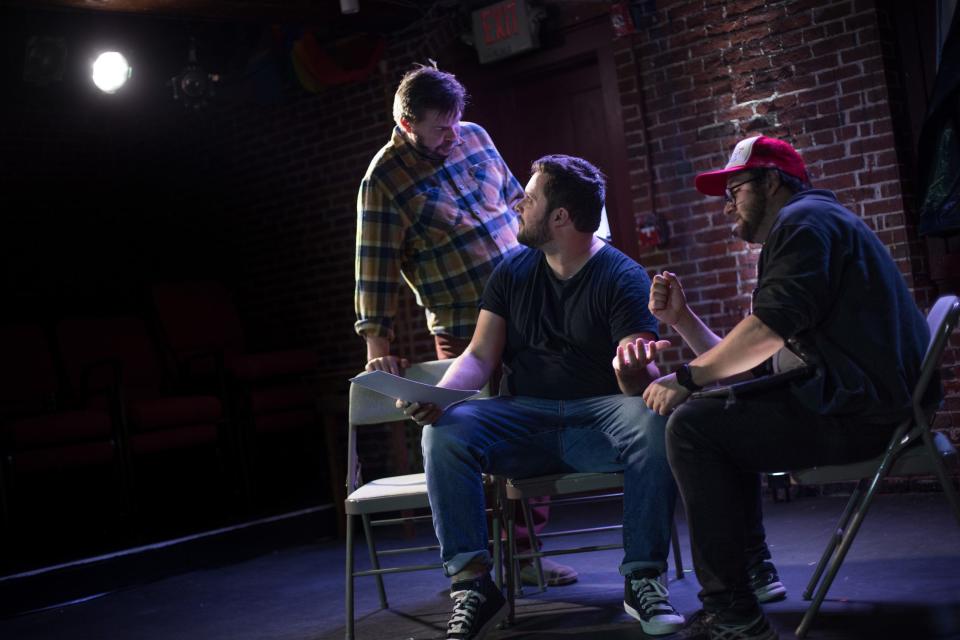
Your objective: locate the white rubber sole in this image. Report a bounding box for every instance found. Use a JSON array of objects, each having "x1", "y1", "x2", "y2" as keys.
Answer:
[
  {"x1": 624, "y1": 601, "x2": 686, "y2": 636},
  {"x1": 754, "y1": 581, "x2": 787, "y2": 603}
]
